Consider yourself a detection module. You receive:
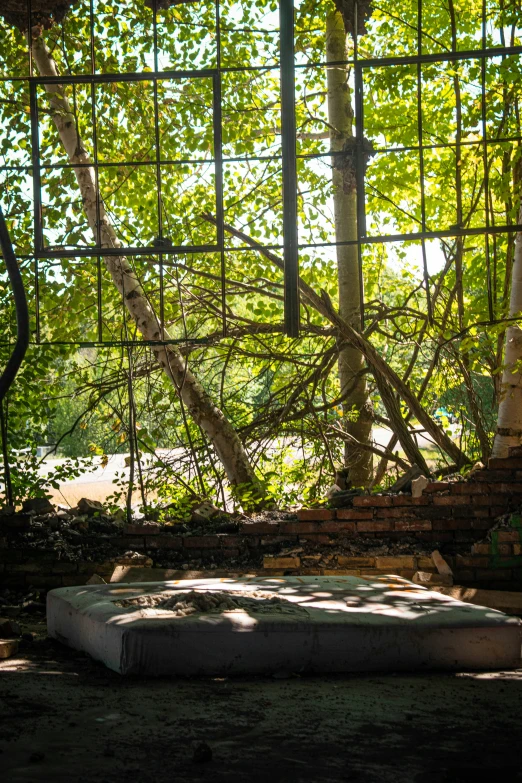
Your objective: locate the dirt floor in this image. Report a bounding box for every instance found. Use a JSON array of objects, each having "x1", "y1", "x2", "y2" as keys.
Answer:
[{"x1": 1, "y1": 613, "x2": 522, "y2": 783}]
